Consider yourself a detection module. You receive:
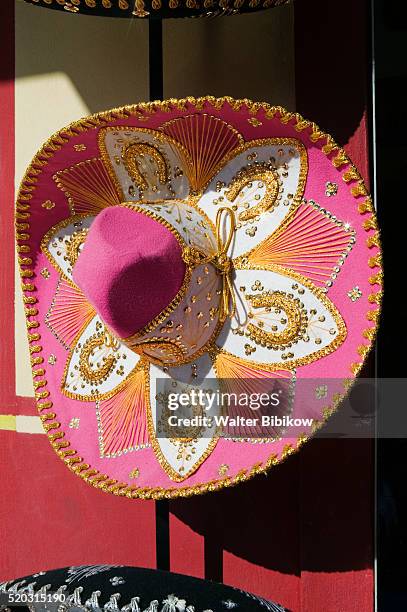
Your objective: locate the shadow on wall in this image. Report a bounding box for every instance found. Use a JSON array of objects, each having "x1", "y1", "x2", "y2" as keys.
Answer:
[
  {"x1": 170, "y1": 437, "x2": 374, "y2": 579},
  {"x1": 163, "y1": 8, "x2": 295, "y2": 106},
  {"x1": 14, "y1": 1, "x2": 295, "y2": 112},
  {"x1": 294, "y1": 0, "x2": 369, "y2": 149}
]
